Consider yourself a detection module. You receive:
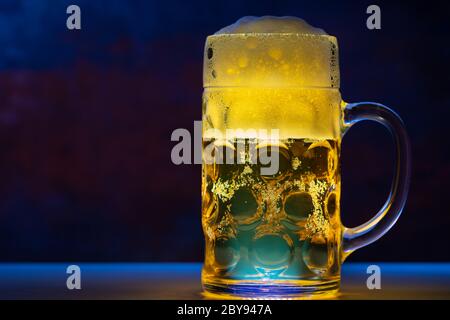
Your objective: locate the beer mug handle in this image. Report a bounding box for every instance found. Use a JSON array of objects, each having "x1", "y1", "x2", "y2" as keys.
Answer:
[{"x1": 341, "y1": 102, "x2": 411, "y2": 257}]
